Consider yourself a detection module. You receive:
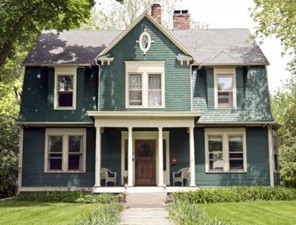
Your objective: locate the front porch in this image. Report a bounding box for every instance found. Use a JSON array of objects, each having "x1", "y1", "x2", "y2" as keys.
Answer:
[{"x1": 88, "y1": 111, "x2": 201, "y2": 189}]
